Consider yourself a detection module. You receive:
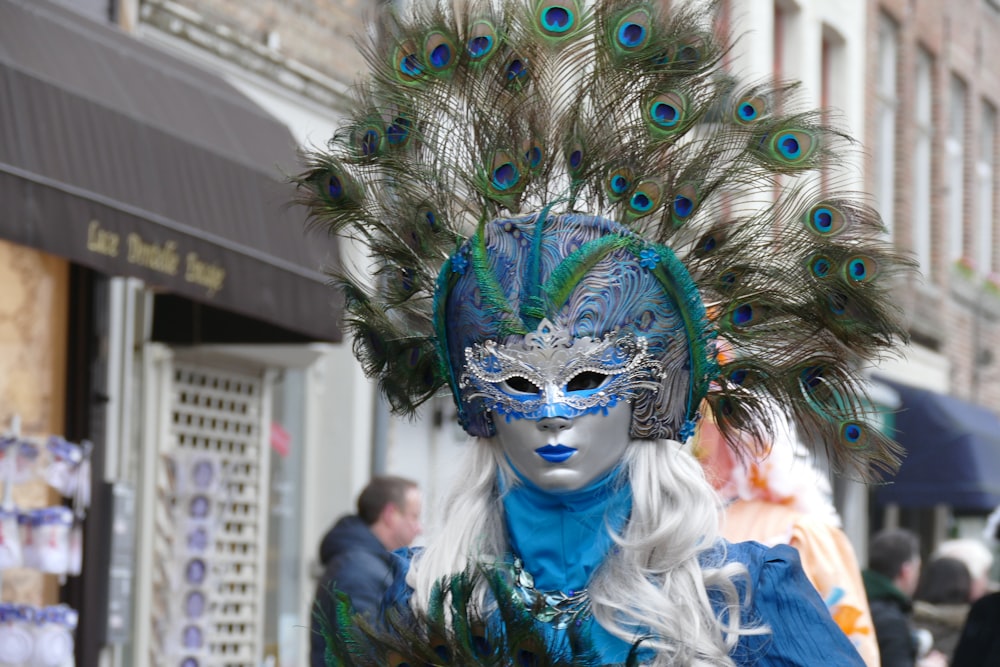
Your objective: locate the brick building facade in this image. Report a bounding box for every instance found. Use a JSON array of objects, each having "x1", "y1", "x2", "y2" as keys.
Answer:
[{"x1": 867, "y1": 0, "x2": 1000, "y2": 407}]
